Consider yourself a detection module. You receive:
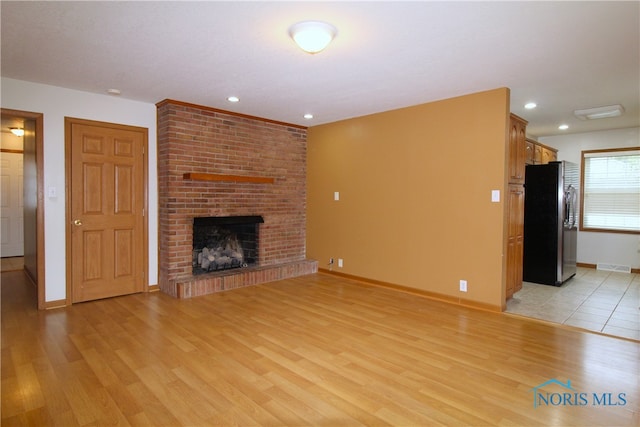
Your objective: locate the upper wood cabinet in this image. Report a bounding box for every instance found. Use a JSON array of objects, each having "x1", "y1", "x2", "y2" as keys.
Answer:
[
  {"x1": 542, "y1": 146, "x2": 557, "y2": 163},
  {"x1": 508, "y1": 114, "x2": 528, "y2": 184},
  {"x1": 525, "y1": 138, "x2": 558, "y2": 165},
  {"x1": 525, "y1": 139, "x2": 535, "y2": 165},
  {"x1": 534, "y1": 143, "x2": 542, "y2": 164}
]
